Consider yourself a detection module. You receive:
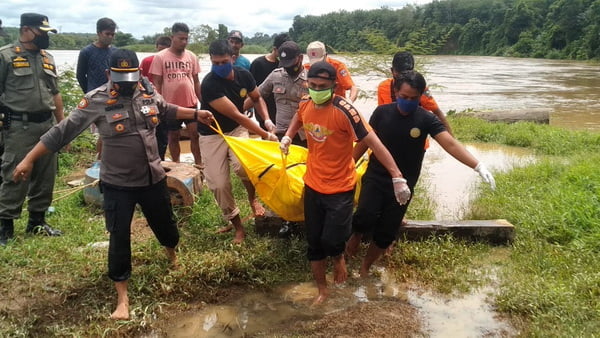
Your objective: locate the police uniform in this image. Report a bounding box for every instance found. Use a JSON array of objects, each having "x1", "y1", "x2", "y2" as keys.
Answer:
[
  {"x1": 40, "y1": 73, "x2": 181, "y2": 281},
  {"x1": 0, "y1": 41, "x2": 60, "y2": 233},
  {"x1": 258, "y1": 67, "x2": 308, "y2": 145}
]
